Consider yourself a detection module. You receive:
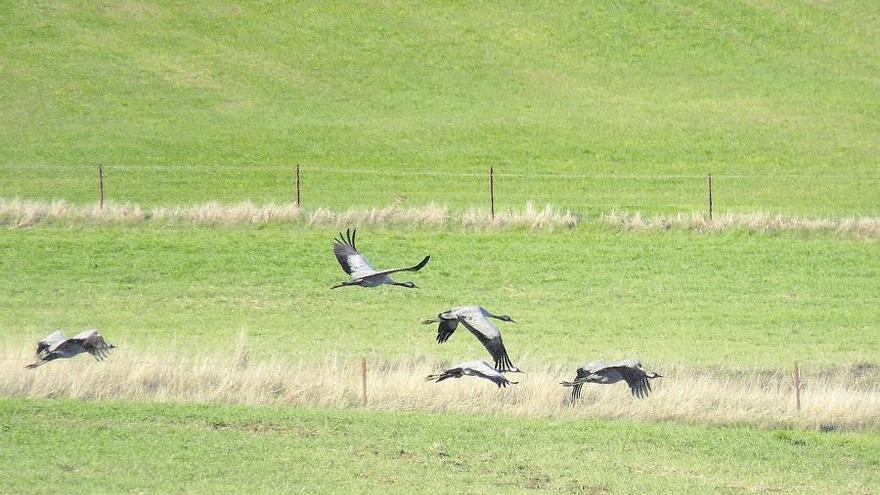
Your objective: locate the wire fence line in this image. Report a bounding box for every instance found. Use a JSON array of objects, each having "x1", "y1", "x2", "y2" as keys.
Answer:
[
  {"x1": 6, "y1": 163, "x2": 880, "y2": 180},
  {"x1": 4, "y1": 164, "x2": 879, "y2": 218}
]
